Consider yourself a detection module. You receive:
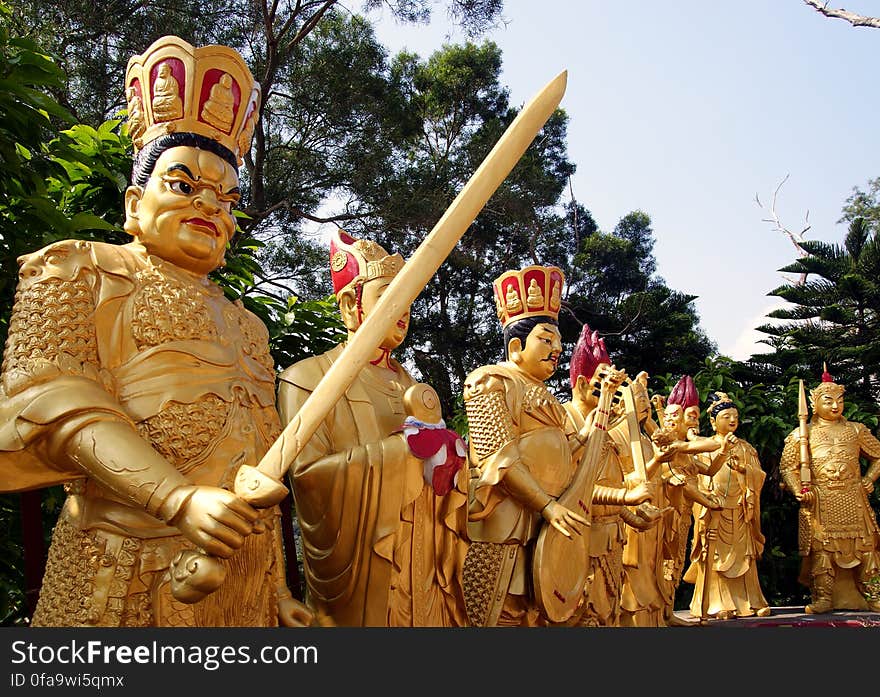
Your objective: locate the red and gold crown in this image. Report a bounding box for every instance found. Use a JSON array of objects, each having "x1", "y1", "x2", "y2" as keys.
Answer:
[
  {"x1": 492, "y1": 265, "x2": 564, "y2": 328},
  {"x1": 810, "y1": 362, "x2": 844, "y2": 403},
  {"x1": 124, "y1": 35, "x2": 261, "y2": 165},
  {"x1": 329, "y1": 229, "x2": 405, "y2": 296}
]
